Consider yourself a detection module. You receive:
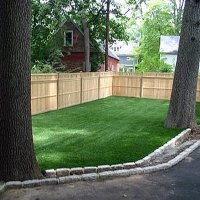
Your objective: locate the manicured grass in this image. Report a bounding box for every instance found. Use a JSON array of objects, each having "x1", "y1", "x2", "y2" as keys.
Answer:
[{"x1": 32, "y1": 96, "x2": 184, "y2": 172}]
